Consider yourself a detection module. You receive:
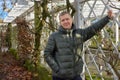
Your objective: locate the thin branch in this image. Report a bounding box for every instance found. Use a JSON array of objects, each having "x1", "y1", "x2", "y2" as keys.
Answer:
[{"x1": 108, "y1": 0, "x2": 120, "y2": 10}]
